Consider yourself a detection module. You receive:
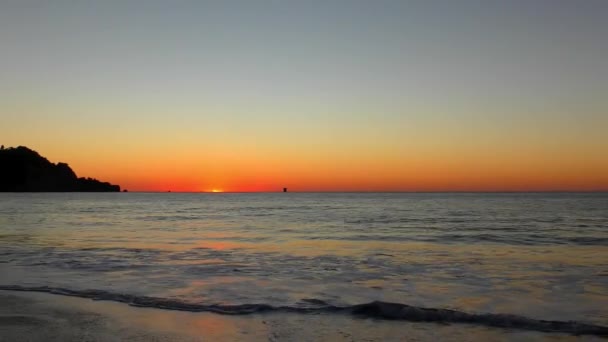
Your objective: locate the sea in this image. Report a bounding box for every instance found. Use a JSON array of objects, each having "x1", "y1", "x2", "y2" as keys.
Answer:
[{"x1": 0, "y1": 193, "x2": 607, "y2": 336}]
